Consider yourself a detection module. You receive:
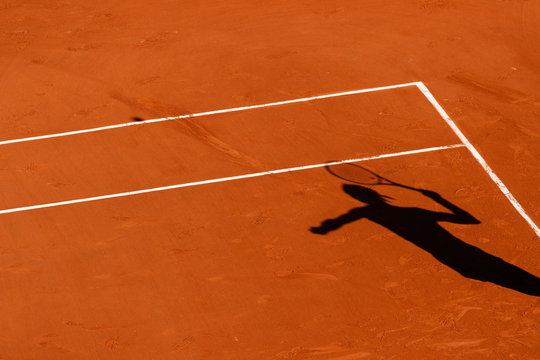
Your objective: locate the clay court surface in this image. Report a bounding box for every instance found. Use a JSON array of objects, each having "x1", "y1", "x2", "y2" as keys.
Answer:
[{"x1": 1, "y1": 1, "x2": 540, "y2": 359}]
